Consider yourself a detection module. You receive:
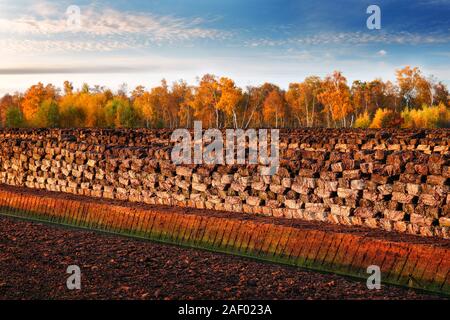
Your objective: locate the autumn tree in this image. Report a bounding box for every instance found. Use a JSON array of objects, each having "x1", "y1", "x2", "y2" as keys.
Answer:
[
  {"x1": 286, "y1": 76, "x2": 321, "y2": 127},
  {"x1": 1, "y1": 68, "x2": 448, "y2": 129},
  {"x1": 158, "y1": 79, "x2": 179, "y2": 129},
  {"x1": 5, "y1": 106, "x2": 24, "y2": 127},
  {"x1": 0, "y1": 93, "x2": 22, "y2": 127},
  {"x1": 303, "y1": 76, "x2": 322, "y2": 127},
  {"x1": 172, "y1": 80, "x2": 193, "y2": 128},
  {"x1": 401, "y1": 104, "x2": 450, "y2": 128},
  {"x1": 132, "y1": 85, "x2": 151, "y2": 128},
  {"x1": 414, "y1": 78, "x2": 433, "y2": 107},
  {"x1": 237, "y1": 87, "x2": 257, "y2": 129},
  {"x1": 21, "y1": 83, "x2": 58, "y2": 124},
  {"x1": 285, "y1": 83, "x2": 303, "y2": 126},
  {"x1": 354, "y1": 111, "x2": 371, "y2": 128},
  {"x1": 81, "y1": 83, "x2": 90, "y2": 94},
  {"x1": 216, "y1": 77, "x2": 243, "y2": 128},
  {"x1": 370, "y1": 108, "x2": 392, "y2": 128},
  {"x1": 433, "y1": 81, "x2": 450, "y2": 106},
  {"x1": 0, "y1": 95, "x2": 12, "y2": 126},
  {"x1": 63, "y1": 81, "x2": 74, "y2": 96},
  {"x1": 192, "y1": 74, "x2": 221, "y2": 128},
  {"x1": 116, "y1": 100, "x2": 138, "y2": 128},
  {"x1": 383, "y1": 80, "x2": 400, "y2": 112},
  {"x1": 59, "y1": 98, "x2": 85, "y2": 127},
  {"x1": 367, "y1": 79, "x2": 384, "y2": 111},
  {"x1": 78, "y1": 90, "x2": 111, "y2": 127},
  {"x1": 318, "y1": 71, "x2": 352, "y2": 127},
  {"x1": 351, "y1": 81, "x2": 368, "y2": 116},
  {"x1": 103, "y1": 96, "x2": 138, "y2": 128},
  {"x1": 242, "y1": 83, "x2": 280, "y2": 128},
  {"x1": 60, "y1": 85, "x2": 114, "y2": 128},
  {"x1": 148, "y1": 80, "x2": 174, "y2": 128},
  {"x1": 263, "y1": 89, "x2": 285, "y2": 128},
  {"x1": 34, "y1": 99, "x2": 60, "y2": 127},
  {"x1": 396, "y1": 66, "x2": 432, "y2": 108}
]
